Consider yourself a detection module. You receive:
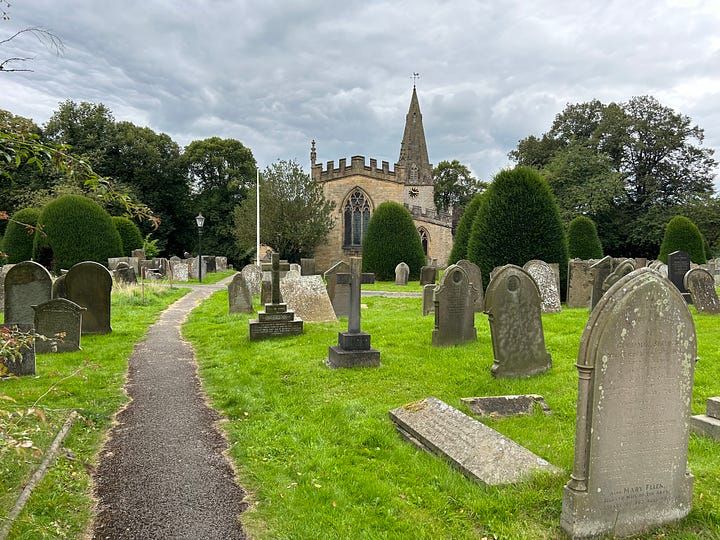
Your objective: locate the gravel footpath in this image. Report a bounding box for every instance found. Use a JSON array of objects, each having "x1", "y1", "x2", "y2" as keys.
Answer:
[{"x1": 92, "y1": 280, "x2": 246, "y2": 540}]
